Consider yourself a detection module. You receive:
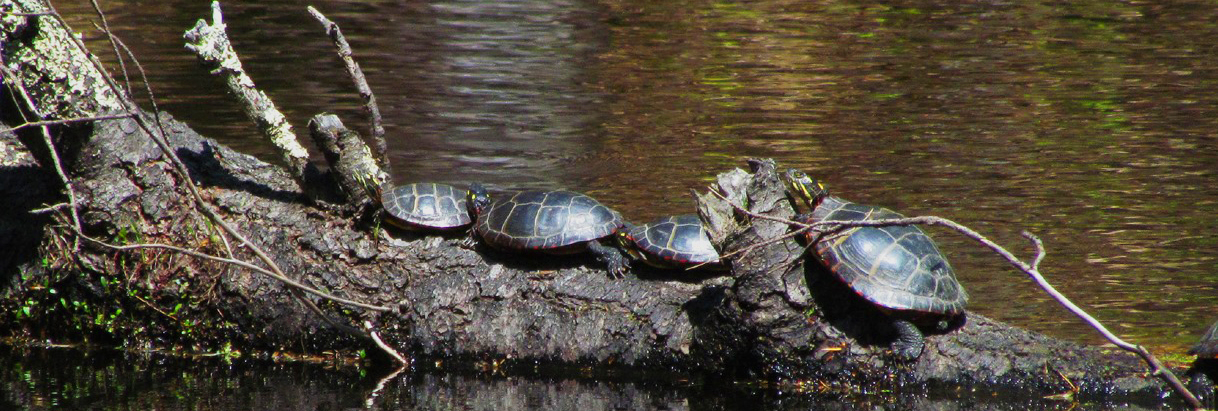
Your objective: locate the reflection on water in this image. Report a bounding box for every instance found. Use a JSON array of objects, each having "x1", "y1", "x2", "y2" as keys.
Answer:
[
  {"x1": 0, "y1": 347, "x2": 1159, "y2": 411},
  {"x1": 33, "y1": 0, "x2": 1218, "y2": 405}
]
